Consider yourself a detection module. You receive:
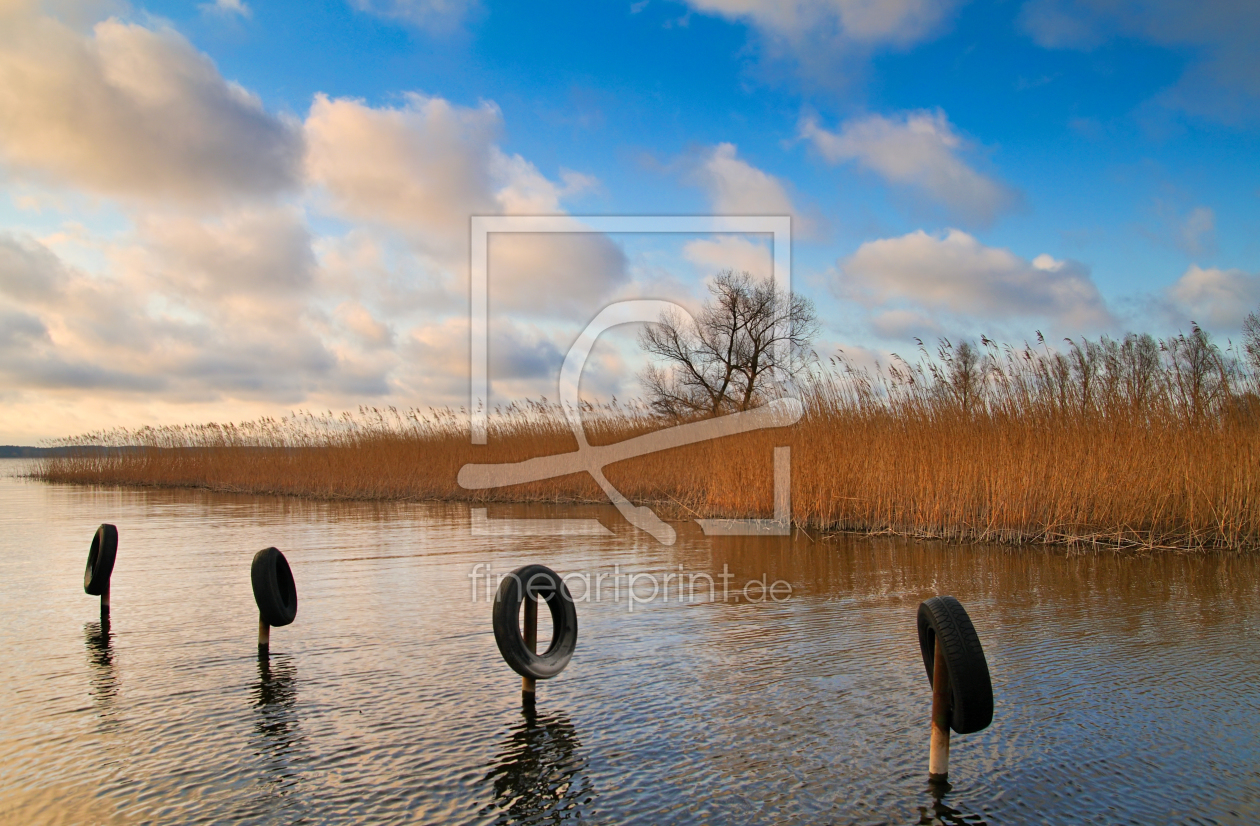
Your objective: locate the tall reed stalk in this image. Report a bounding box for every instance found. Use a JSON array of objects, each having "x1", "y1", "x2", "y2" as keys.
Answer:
[{"x1": 37, "y1": 329, "x2": 1260, "y2": 551}]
